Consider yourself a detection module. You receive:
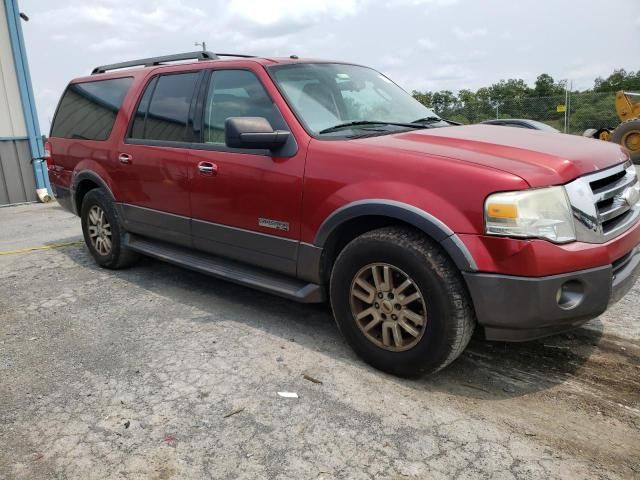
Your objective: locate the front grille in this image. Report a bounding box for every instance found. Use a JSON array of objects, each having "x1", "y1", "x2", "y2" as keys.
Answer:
[
  {"x1": 590, "y1": 163, "x2": 638, "y2": 235},
  {"x1": 565, "y1": 159, "x2": 640, "y2": 243}
]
